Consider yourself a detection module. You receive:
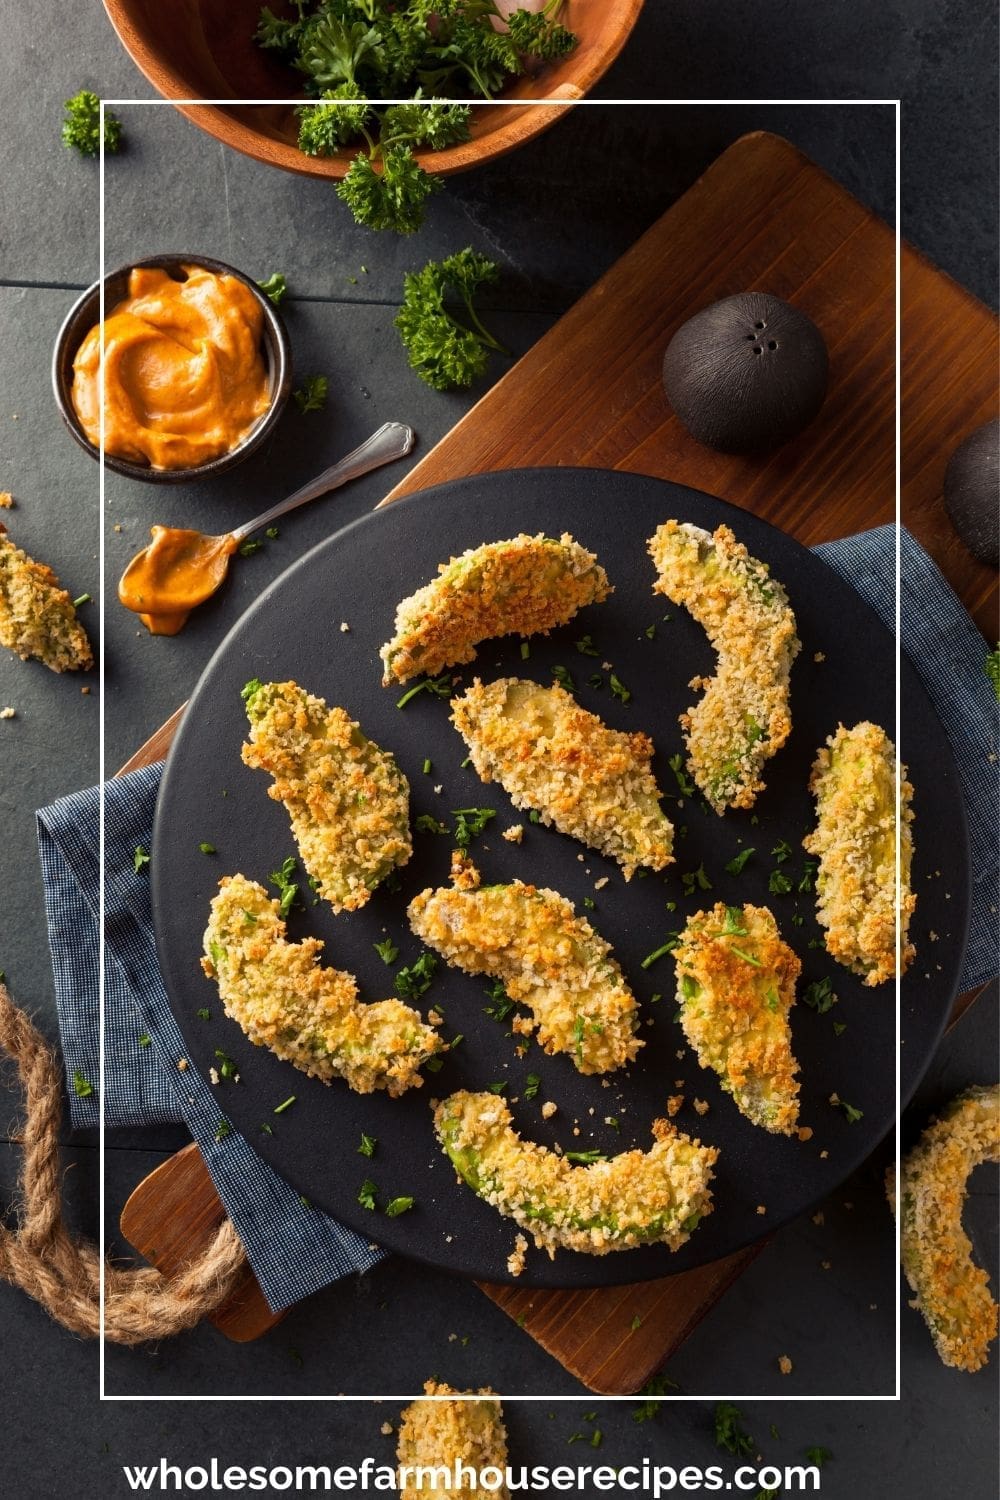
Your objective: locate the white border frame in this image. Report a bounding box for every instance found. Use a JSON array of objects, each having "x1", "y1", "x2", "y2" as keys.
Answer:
[{"x1": 95, "y1": 93, "x2": 905, "y2": 1398}]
